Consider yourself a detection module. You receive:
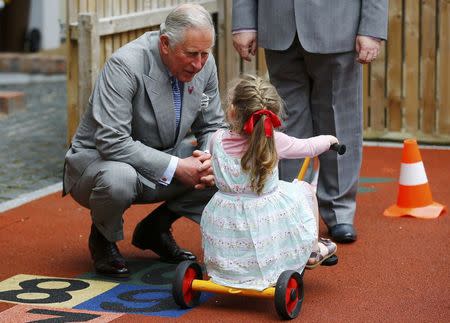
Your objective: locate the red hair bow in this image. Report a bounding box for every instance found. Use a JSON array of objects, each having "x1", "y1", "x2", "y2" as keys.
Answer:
[{"x1": 243, "y1": 109, "x2": 281, "y2": 137}]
